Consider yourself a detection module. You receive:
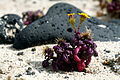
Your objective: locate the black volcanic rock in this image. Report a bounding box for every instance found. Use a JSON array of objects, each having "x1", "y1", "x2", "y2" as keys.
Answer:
[
  {"x1": 108, "y1": 19, "x2": 120, "y2": 25},
  {"x1": 13, "y1": 3, "x2": 120, "y2": 49},
  {"x1": 0, "y1": 14, "x2": 23, "y2": 43},
  {"x1": 1, "y1": 14, "x2": 23, "y2": 28}
]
